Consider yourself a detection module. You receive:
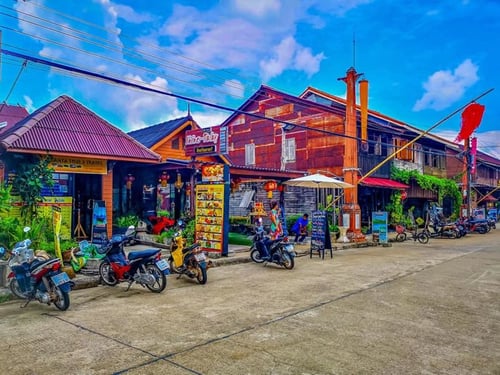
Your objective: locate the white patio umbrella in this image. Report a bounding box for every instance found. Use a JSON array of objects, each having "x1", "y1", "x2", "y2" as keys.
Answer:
[{"x1": 283, "y1": 173, "x2": 353, "y2": 189}]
